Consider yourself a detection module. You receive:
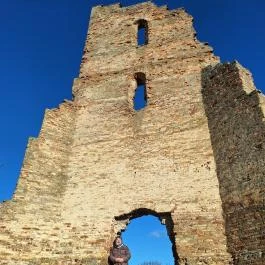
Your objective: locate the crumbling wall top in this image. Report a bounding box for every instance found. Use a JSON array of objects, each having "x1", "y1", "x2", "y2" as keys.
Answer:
[{"x1": 90, "y1": 1, "x2": 190, "y2": 20}]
